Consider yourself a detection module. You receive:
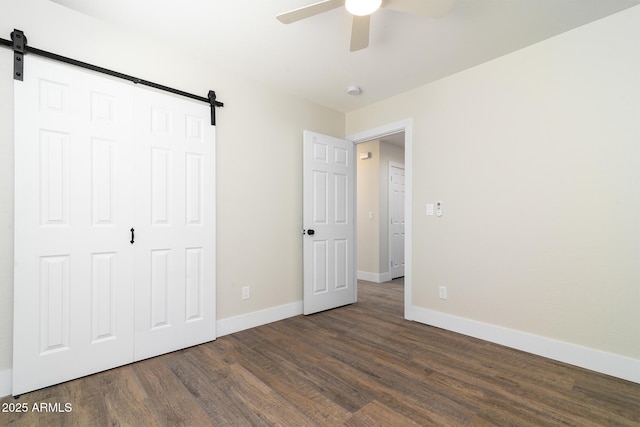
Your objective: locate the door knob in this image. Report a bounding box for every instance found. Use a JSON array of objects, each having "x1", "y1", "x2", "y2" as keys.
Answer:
[{"x1": 306, "y1": 229, "x2": 315, "y2": 236}]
